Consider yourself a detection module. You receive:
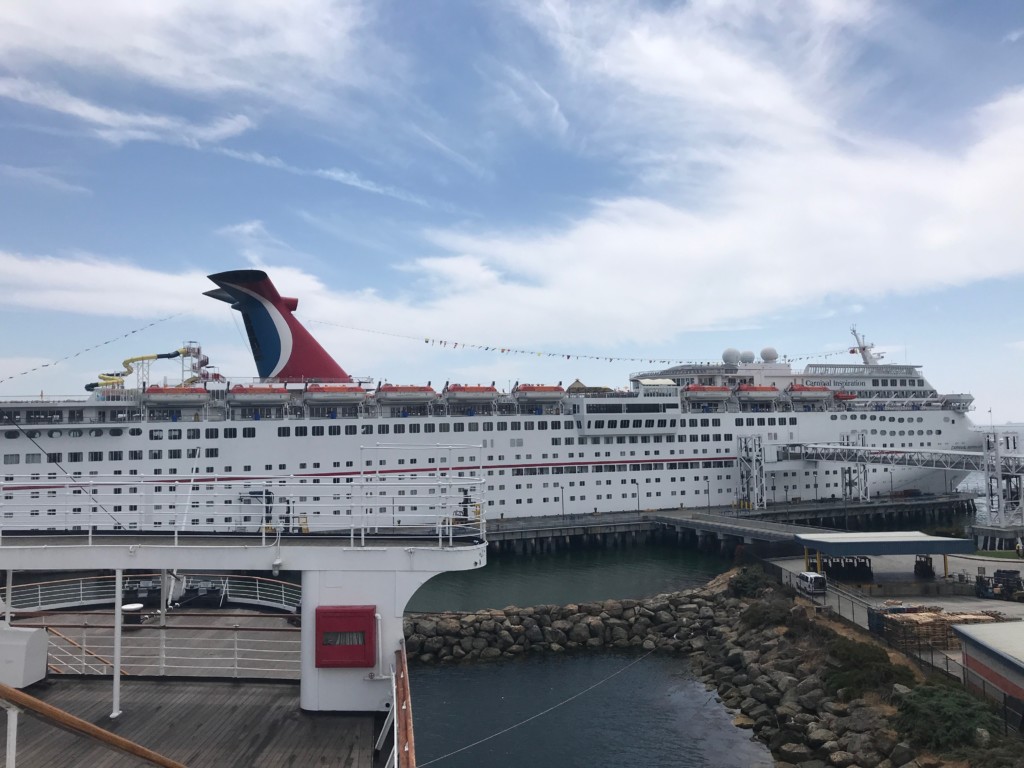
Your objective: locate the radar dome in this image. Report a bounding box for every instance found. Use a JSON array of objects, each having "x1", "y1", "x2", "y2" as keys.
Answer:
[
  {"x1": 760, "y1": 347, "x2": 779, "y2": 362},
  {"x1": 740, "y1": 350, "x2": 755, "y2": 364},
  {"x1": 722, "y1": 348, "x2": 741, "y2": 365}
]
